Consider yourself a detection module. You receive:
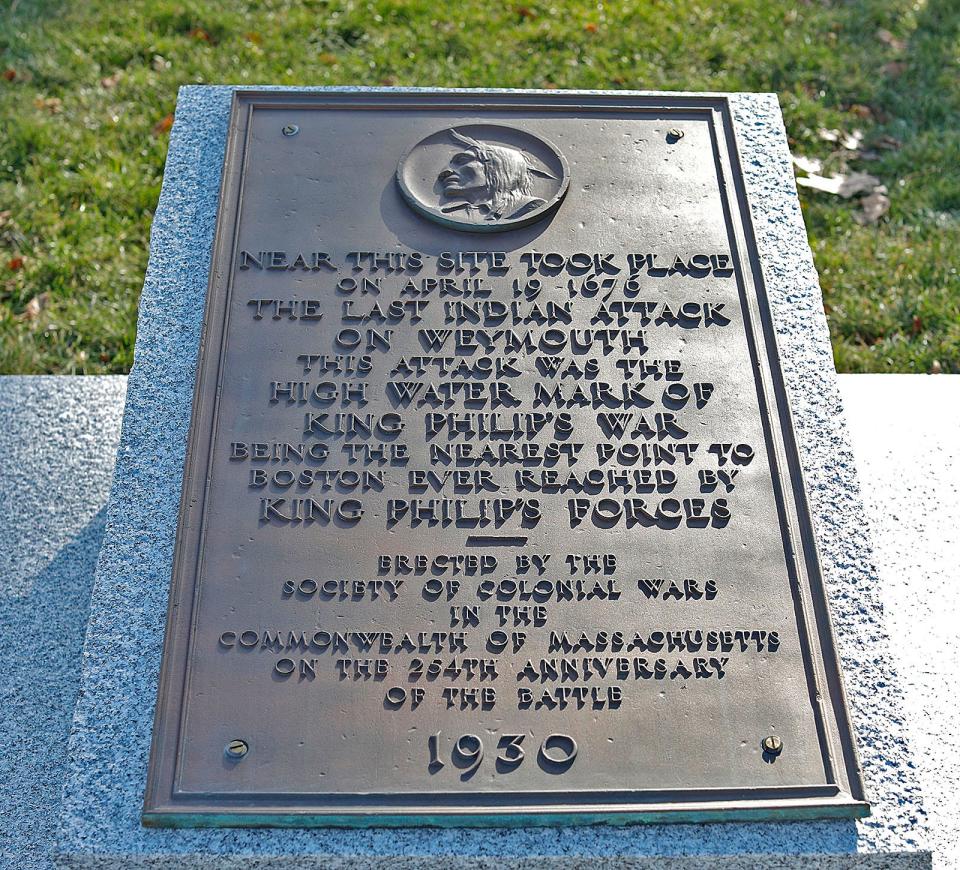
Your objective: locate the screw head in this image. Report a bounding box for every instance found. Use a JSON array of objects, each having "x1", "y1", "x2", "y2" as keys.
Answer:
[
  {"x1": 666, "y1": 128, "x2": 684, "y2": 142},
  {"x1": 281, "y1": 124, "x2": 299, "y2": 137},
  {"x1": 762, "y1": 735, "x2": 783, "y2": 755},
  {"x1": 225, "y1": 739, "x2": 248, "y2": 759}
]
